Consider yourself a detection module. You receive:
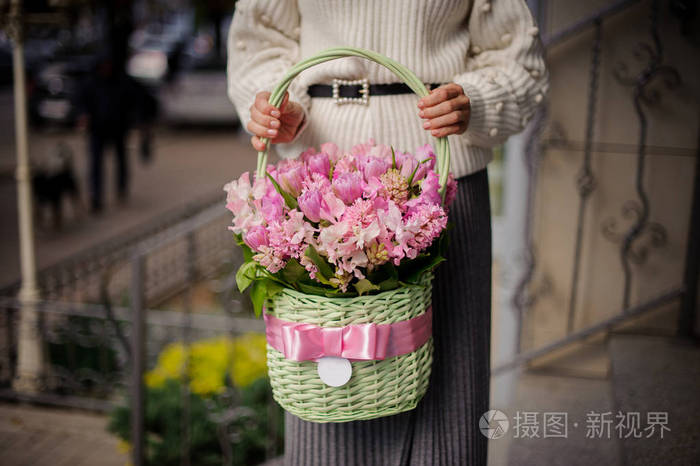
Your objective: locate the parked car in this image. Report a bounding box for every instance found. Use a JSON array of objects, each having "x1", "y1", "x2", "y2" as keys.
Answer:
[
  {"x1": 127, "y1": 12, "x2": 193, "y2": 85},
  {"x1": 159, "y1": 32, "x2": 238, "y2": 126}
]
